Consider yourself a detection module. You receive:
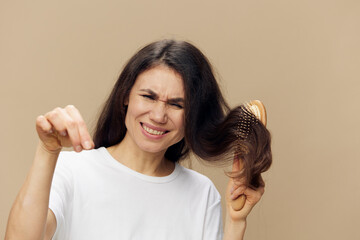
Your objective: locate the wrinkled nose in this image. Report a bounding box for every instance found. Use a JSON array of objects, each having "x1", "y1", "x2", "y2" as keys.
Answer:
[{"x1": 149, "y1": 101, "x2": 168, "y2": 124}]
